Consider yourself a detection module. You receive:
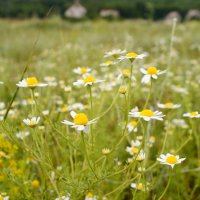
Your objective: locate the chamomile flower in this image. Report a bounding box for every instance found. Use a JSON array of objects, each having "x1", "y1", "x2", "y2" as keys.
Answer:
[
  {"x1": 44, "y1": 76, "x2": 57, "y2": 86},
  {"x1": 73, "y1": 67, "x2": 91, "y2": 75},
  {"x1": 183, "y1": 112, "x2": 200, "y2": 118},
  {"x1": 85, "y1": 192, "x2": 97, "y2": 200},
  {"x1": 129, "y1": 109, "x2": 165, "y2": 121},
  {"x1": 73, "y1": 75, "x2": 104, "y2": 87},
  {"x1": 61, "y1": 111, "x2": 96, "y2": 133},
  {"x1": 126, "y1": 140, "x2": 141, "y2": 155},
  {"x1": 117, "y1": 69, "x2": 136, "y2": 81},
  {"x1": 135, "y1": 150, "x2": 146, "y2": 161},
  {"x1": 16, "y1": 131, "x2": 30, "y2": 140},
  {"x1": 119, "y1": 52, "x2": 146, "y2": 62},
  {"x1": 140, "y1": 67, "x2": 167, "y2": 84},
  {"x1": 127, "y1": 120, "x2": 138, "y2": 132},
  {"x1": 23, "y1": 117, "x2": 40, "y2": 128},
  {"x1": 100, "y1": 60, "x2": 116, "y2": 67},
  {"x1": 119, "y1": 86, "x2": 127, "y2": 94},
  {"x1": 157, "y1": 102, "x2": 181, "y2": 109},
  {"x1": 55, "y1": 194, "x2": 70, "y2": 200},
  {"x1": 157, "y1": 153, "x2": 186, "y2": 168},
  {"x1": 57, "y1": 105, "x2": 68, "y2": 113},
  {"x1": 104, "y1": 49, "x2": 126, "y2": 58},
  {"x1": 16, "y1": 77, "x2": 48, "y2": 89},
  {"x1": 131, "y1": 182, "x2": 148, "y2": 191}
]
